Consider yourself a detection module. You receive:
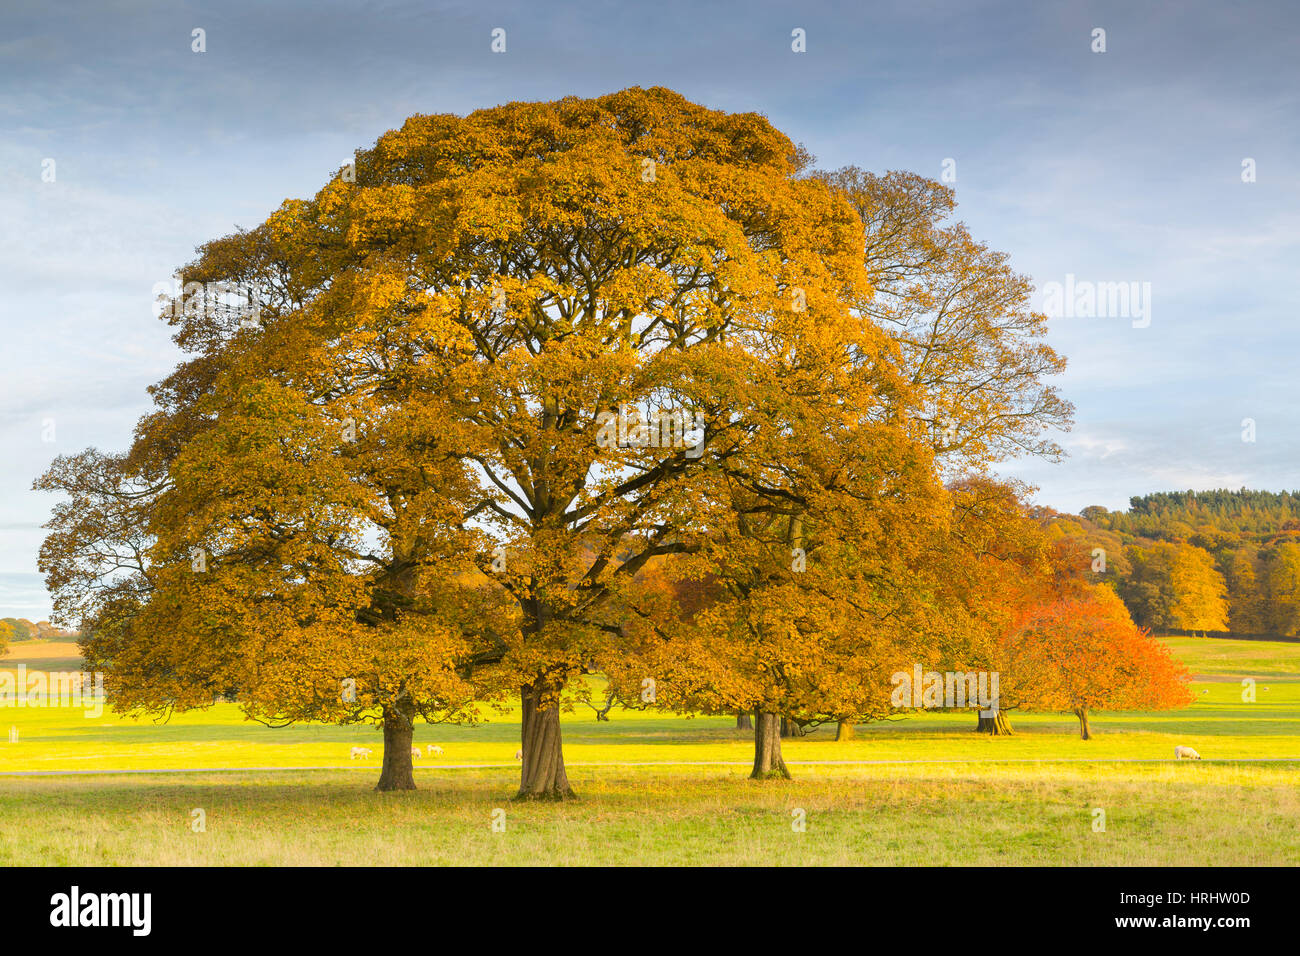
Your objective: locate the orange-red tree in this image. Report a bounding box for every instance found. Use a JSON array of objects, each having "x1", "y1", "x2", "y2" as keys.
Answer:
[{"x1": 999, "y1": 587, "x2": 1194, "y2": 739}]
